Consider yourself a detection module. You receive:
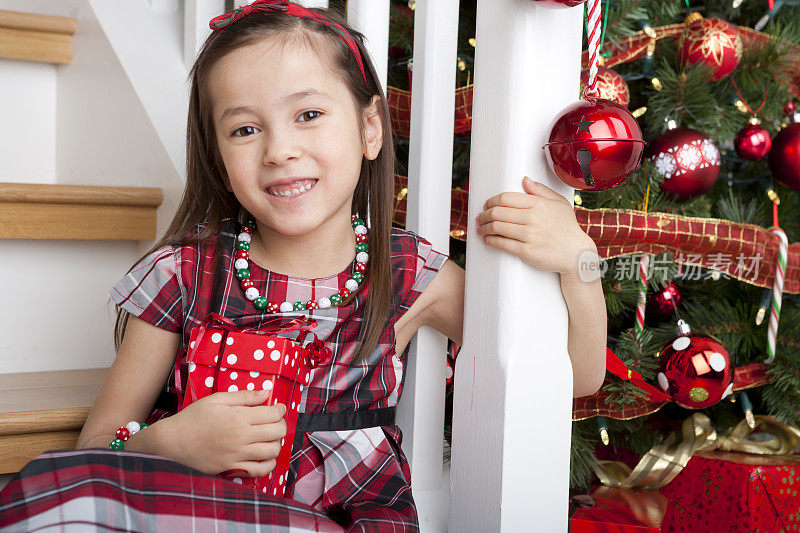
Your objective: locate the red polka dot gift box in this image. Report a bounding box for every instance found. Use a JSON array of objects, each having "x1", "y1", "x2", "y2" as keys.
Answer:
[
  {"x1": 660, "y1": 451, "x2": 800, "y2": 532},
  {"x1": 180, "y1": 313, "x2": 328, "y2": 497}
]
